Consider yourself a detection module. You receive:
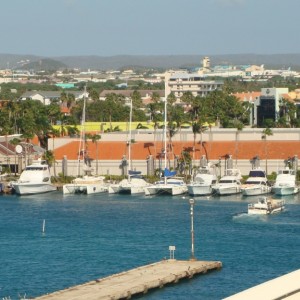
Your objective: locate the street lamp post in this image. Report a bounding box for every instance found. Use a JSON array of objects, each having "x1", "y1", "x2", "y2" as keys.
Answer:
[{"x1": 189, "y1": 198, "x2": 196, "y2": 260}]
